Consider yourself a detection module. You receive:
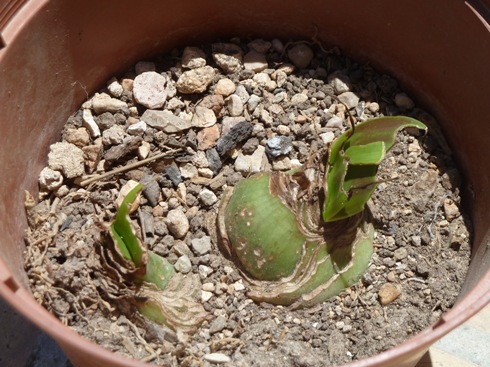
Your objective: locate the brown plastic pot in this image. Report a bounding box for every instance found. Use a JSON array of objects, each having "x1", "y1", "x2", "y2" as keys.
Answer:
[{"x1": 1, "y1": 0, "x2": 490, "y2": 366}]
